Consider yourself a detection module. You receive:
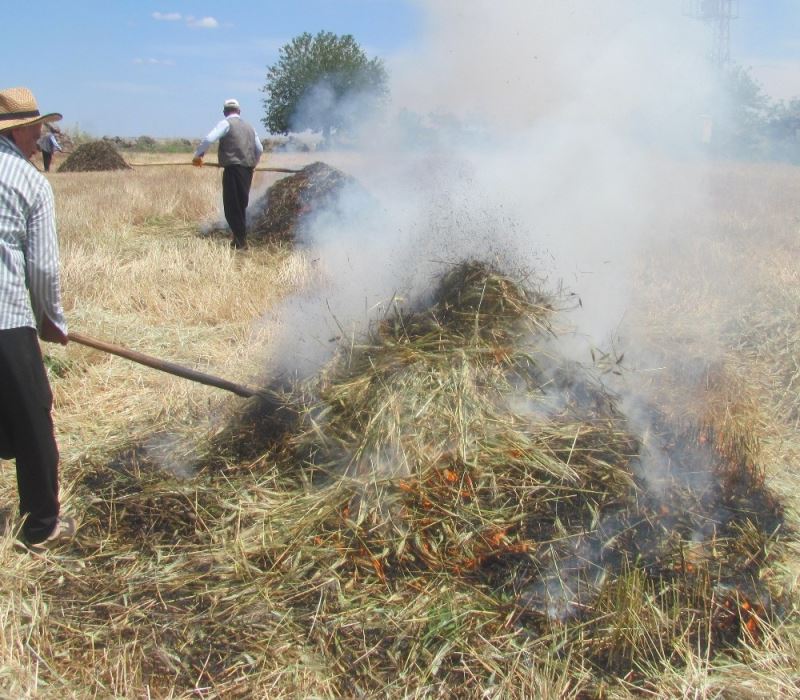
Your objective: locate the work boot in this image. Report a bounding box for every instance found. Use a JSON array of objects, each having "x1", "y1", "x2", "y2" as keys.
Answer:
[{"x1": 19, "y1": 515, "x2": 78, "y2": 552}]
